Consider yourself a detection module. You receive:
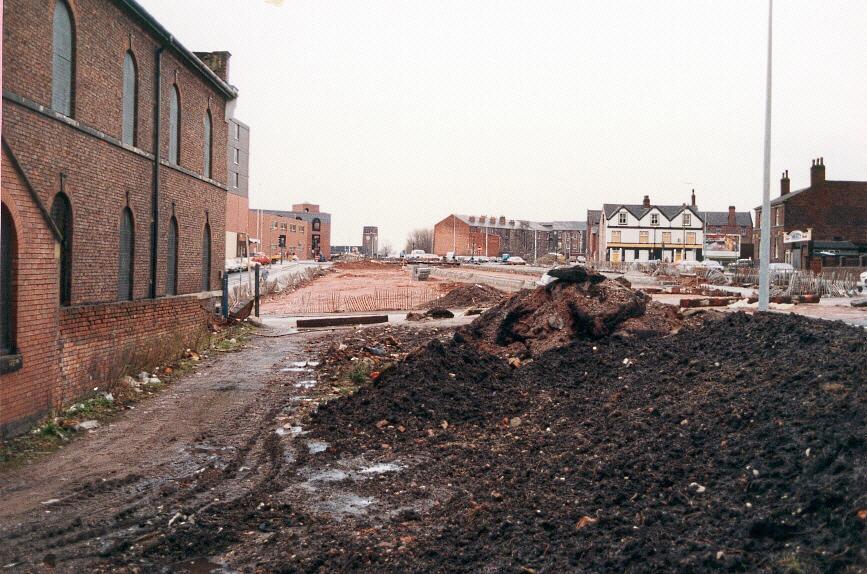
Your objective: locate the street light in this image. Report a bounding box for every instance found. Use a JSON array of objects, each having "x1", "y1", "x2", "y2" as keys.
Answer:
[{"x1": 758, "y1": 0, "x2": 774, "y2": 311}]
